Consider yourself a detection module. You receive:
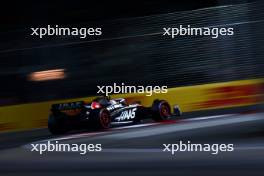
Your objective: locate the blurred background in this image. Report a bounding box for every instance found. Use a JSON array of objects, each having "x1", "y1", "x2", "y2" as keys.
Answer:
[{"x1": 0, "y1": 0, "x2": 263, "y2": 106}]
